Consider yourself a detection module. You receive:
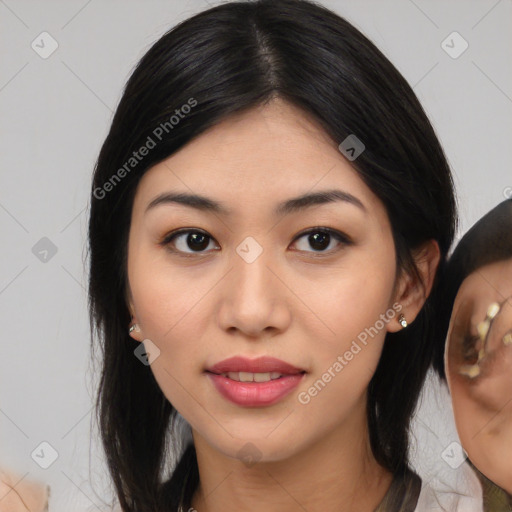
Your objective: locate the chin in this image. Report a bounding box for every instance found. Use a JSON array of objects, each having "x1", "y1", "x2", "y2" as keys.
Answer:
[{"x1": 199, "y1": 427, "x2": 305, "y2": 464}]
